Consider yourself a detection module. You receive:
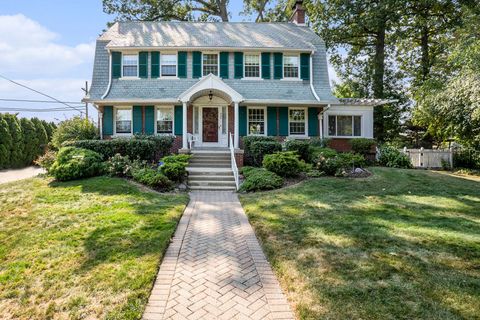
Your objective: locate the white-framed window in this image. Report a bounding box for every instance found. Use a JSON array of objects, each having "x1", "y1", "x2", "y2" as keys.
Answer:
[
  {"x1": 114, "y1": 107, "x2": 133, "y2": 135},
  {"x1": 202, "y1": 53, "x2": 218, "y2": 76},
  {"x1": 328, "y1": 115, "x2": 362, "y2": 137},
  {"x1": 122, "y1": 54, "x2": 138, "y2": 77},
  {"x1": 283, "y1": 55, "x2": 299, "y2": 78},
  {"x1": 161, "y1": 54, "x2": 177, "y2": 77},
  {"x1": 244, "y1": 54, "x2": 260, "y2": 78},
  {"x1": 248, "y1": 107, "x2": 266, "y2": 135},
  {"x1": 156, "y1": 106, "x2": 174, "y2": 134},
  {"x1": 289, "y1": 107, "x2": 307, "y2": 136}
]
